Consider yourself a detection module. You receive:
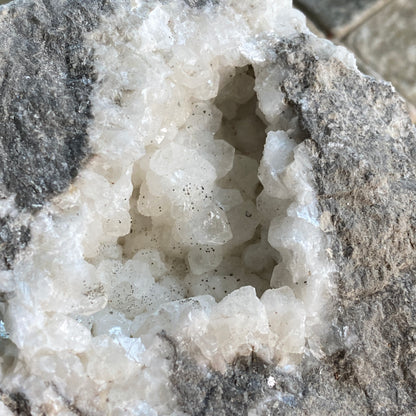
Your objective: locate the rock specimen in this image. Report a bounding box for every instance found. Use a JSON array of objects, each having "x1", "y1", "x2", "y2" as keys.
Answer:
[{"x1": 0, "y1": 0, "x2": 415, "y2": 415}]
